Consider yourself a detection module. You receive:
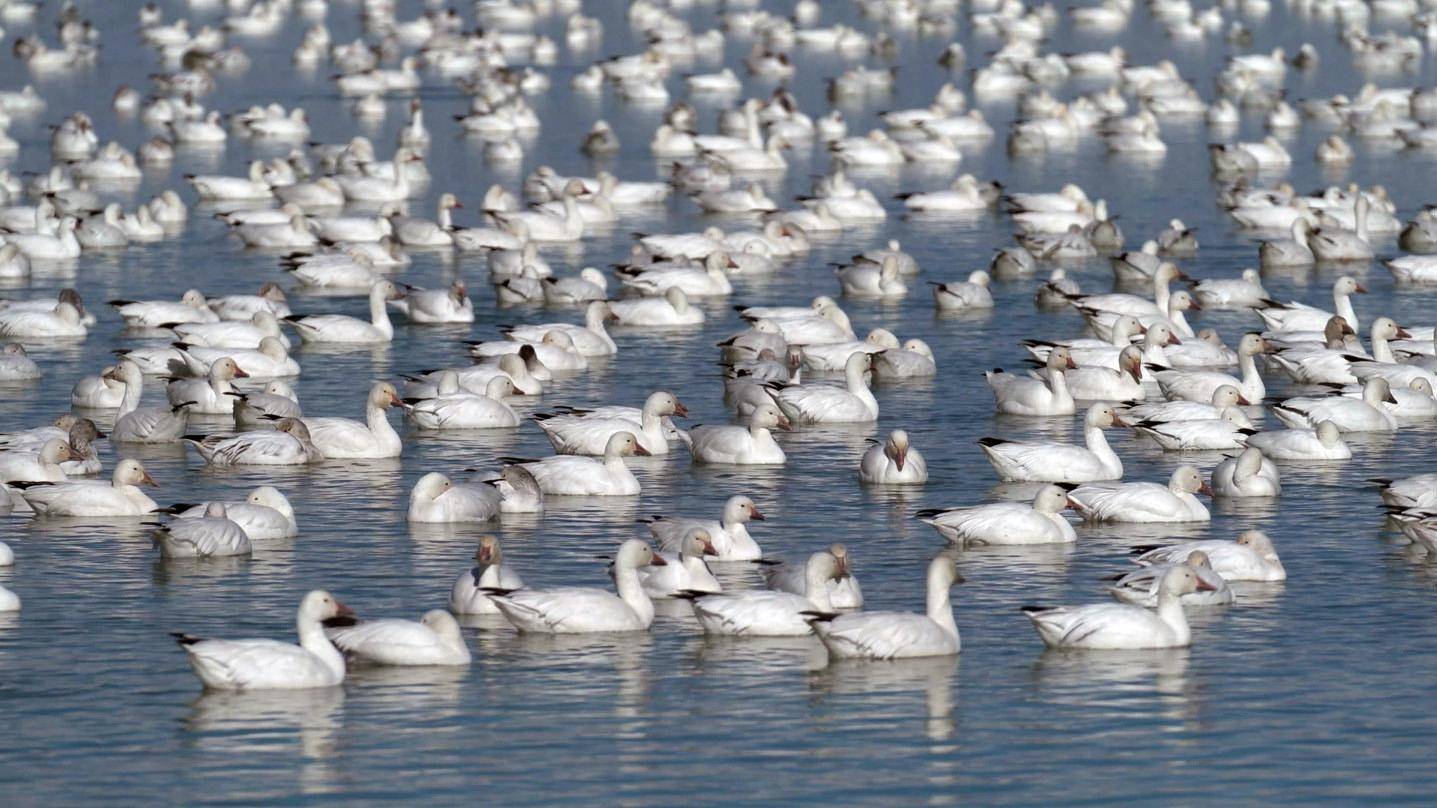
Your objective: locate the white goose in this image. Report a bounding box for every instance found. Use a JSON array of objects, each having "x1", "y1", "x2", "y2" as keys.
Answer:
[
  {"x1": 836, "y1": 255, "x2": 906, "y2": 298},
  {"x1": 173, "y1": 311, "x2": 291, "y2": 350},
  {"x1": 173, "y1": 590, "x2": 352, "y2": 690},
  {"x1": 1257, "y1": 276, "x2": 1366, "y2": 333},
  {"x1": 166, "y1": 357, "x2": 250, "y2": 415},
  {"x1": 233, "y1": 381, "x2": 303, "y2": 427},
  {"x1": 534, "y1": 391, "x2": 686, "y2": 455},
  {"x1": 1132, "y1": 407, "x2": 1252, "y2": 451},
  {"x1": 1211, "y1": 447, "x2": 1281, "y2": 497},
  {"x1": 1308, "y1": 195, "x2": 1373, "y2": 263},
  {"x1": 683, "y1": 549, "x2": 845, "y2": 636},
  {"x1": 0, "y1": 438, "x2": 75, "y2": 487},
  {"x1": 807, "y1": 555, "x2": 963, "y2": 660},
  {"x1": 987, "y1": 346, "x2": 1077, "y2": 416},
  {"x1": 1108, "y1": 552, "x2": 1234, "y2": 608},
  {"x1": 646, "y1": 495, "x2": 766, "y2": 560},
  {"x1": 325, "y1": 609, "x2": 470, "y2": 666},
  {"x1": 391, "y1": 282, "x2": 472, "y2": 324},
  {"x1": 186, "y1": 418, "x2": 323, "y2": 466},
  {"x1": 931, "y1": 271, "x2": 994, "y2": 310},
  {"x1": 111, "y1": 290, "x2": 219, "y2": 328},
  {"x1": 302, "y1": 382, "x2": 407, "y2": 459},
  {"x1": 1155, "y1": 333, "x2": 1269, "y2": 403},
  {"x1": 636, "y1": 530, "x2": 722, "y2": 598},
  {"x1": 15, "y1": 459, "x2": 158, "y2": 517},
  {"x1": 979, "y1": 403, "x2": 1126, "y2": 482},
  {"x1": 170, "y1": 487, "x2": 297, "y2": 541},
  {"x1": 1022, "y1": 565, "x2": 1213, "y2": 649},
  {"x1": 1272, "y1": 377, "x2": 1397, "y2": 432},
  {"x1": 286, "y1": 281, "x2": 404, "y2": 344},
  {"x1": 919, "y1": 485, "x2": 1076, "y2": 547},
  {"x1": 0, "y1": 300, "x2": 87, "y2": 338},
  {"x1": 775, "y1": 352, "x2": 879, "y2": 423},
  {"x1": 153, "y1": 503, "x2": 252, "y2": 559},
  {"x1": 608, "y1": 287, "x2": 705, "y2": 327},
  {"x1": 501, "y1": 432, "x2": 647, "y2": 496},
  {"x1": 451, "y1": 536, "x2": 526, "y2": 614},
  {"x1": 858, "y1": 430, "x2": 927, "y2": 484},
  {"x1": 502, "y1": 301, "x2": 617, "y2": 356},
  {"x1": 761, "y1": 543, "x2": 864, "y2": 609},
  {"x1": 1067, "y1": 466, "x2": 1210, "y2": 523},
  {"x1": 1133, "y1": 530, "x2": 1286, "y2": 581},
  {"x1": 679, "y1": 402, "x2": 789, "y2": 465},
  {"x1": 489, "y1": 539, "x2": 665, "y2": 633}
]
